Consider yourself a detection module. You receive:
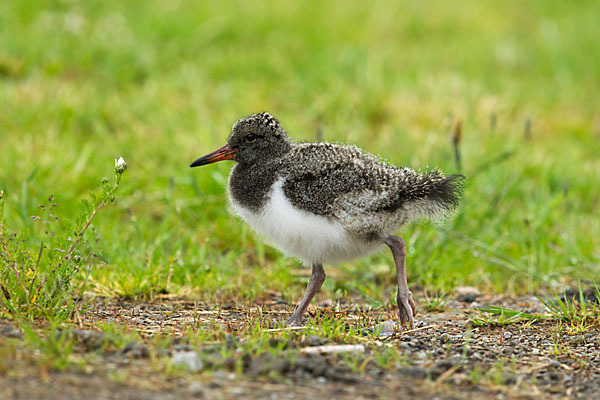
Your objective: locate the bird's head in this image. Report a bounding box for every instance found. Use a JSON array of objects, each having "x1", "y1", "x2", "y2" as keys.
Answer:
[{"x1": 190, "y1": 112, "x2": 292, "y2": 168}]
